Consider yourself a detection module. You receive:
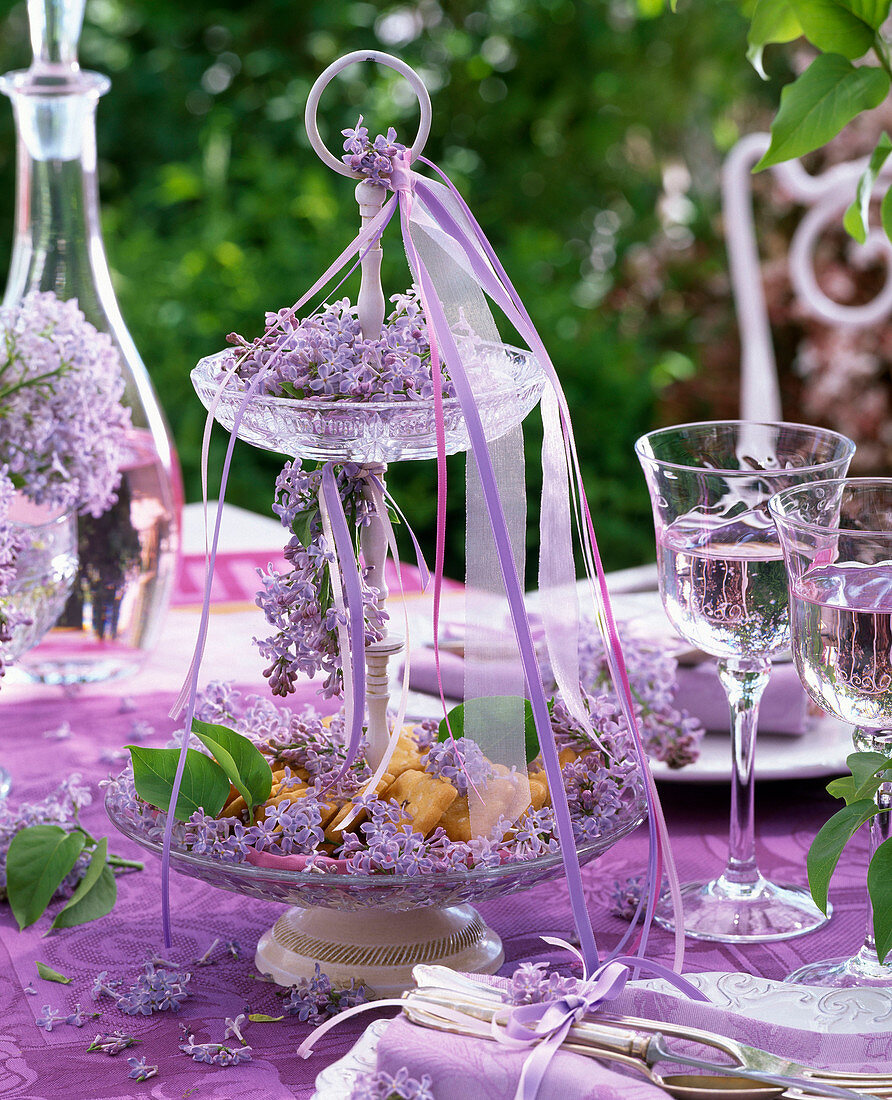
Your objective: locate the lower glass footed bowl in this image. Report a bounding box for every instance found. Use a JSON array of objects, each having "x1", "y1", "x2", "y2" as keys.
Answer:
[
  {"x1": 105, "y1": 785, "x2": 645, "y2": 913},
  {"x1": 190, "y1": 342, "x2": 545, "y2": 463}
]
